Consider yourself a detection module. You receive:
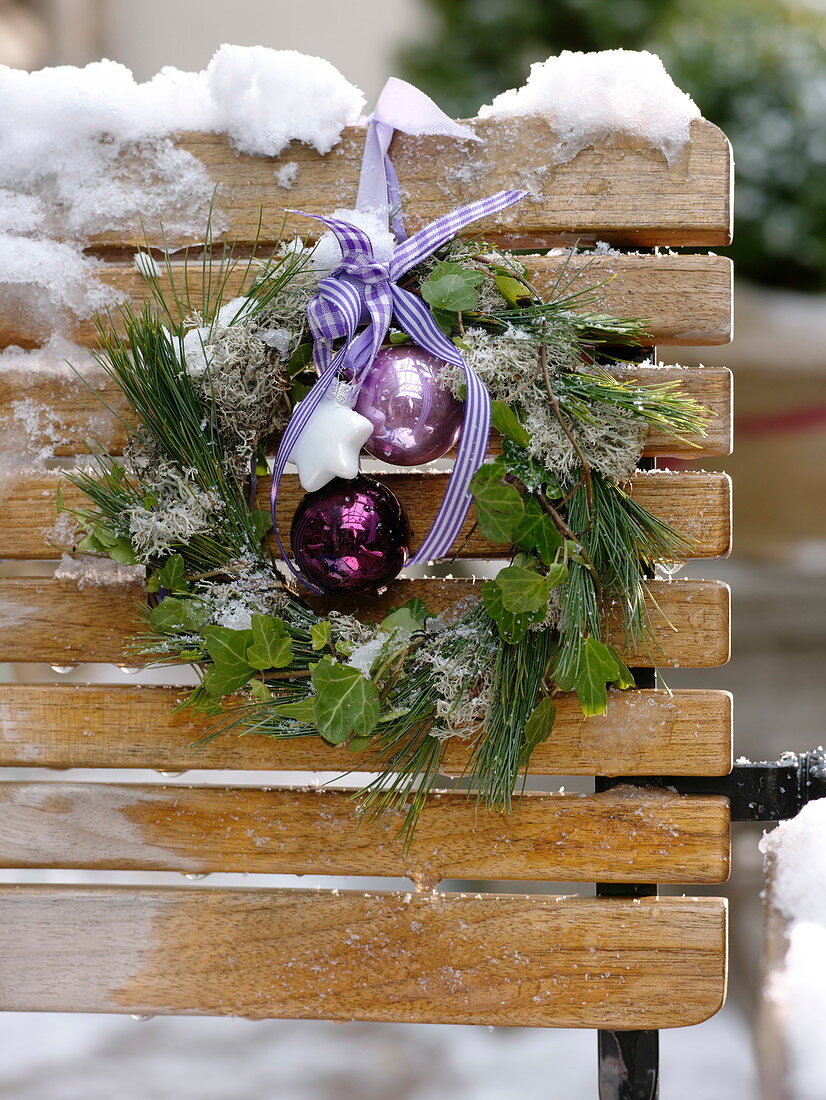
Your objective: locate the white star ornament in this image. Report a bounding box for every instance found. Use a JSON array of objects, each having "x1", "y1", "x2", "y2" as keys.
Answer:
[{"x1": 288, "y1": 398, "x2": 373, "y2": 492}]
